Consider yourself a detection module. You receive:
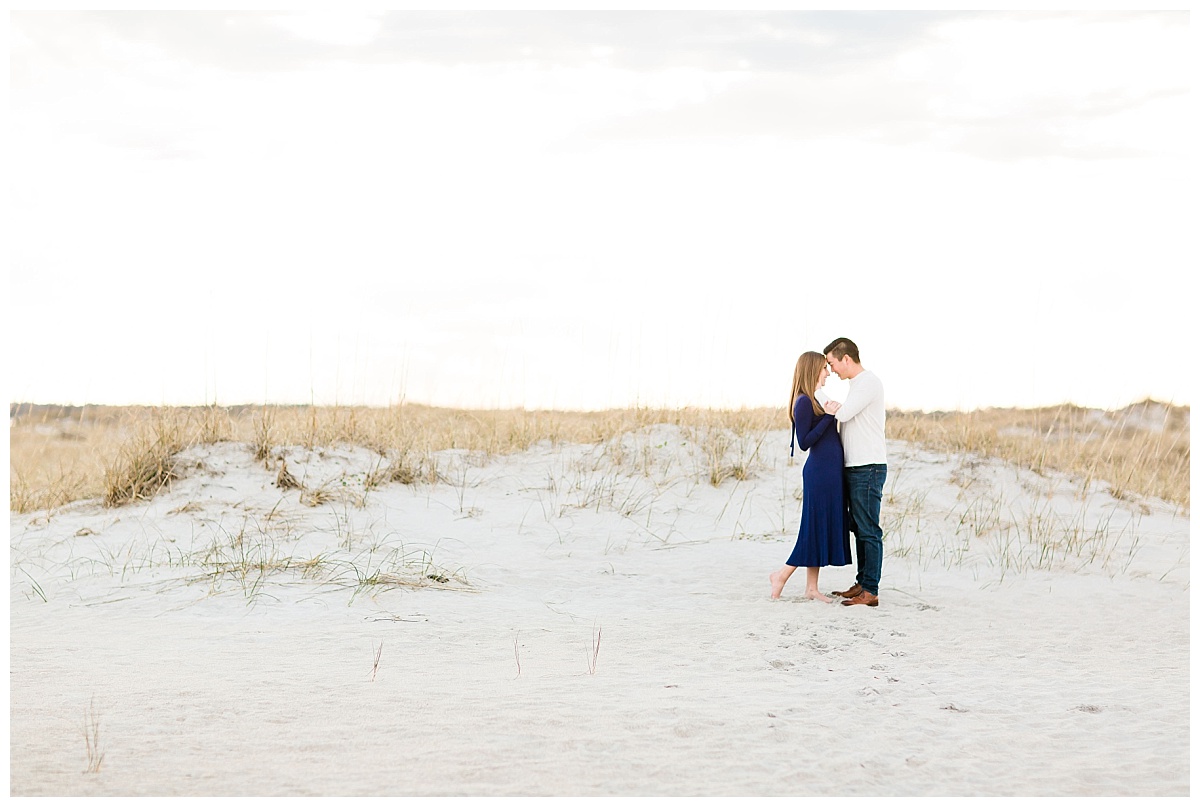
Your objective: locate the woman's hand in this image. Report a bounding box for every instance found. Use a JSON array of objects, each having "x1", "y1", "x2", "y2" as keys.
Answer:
[{"x1": 825, "y1": 400, "x2": 841, "y2": 415}]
